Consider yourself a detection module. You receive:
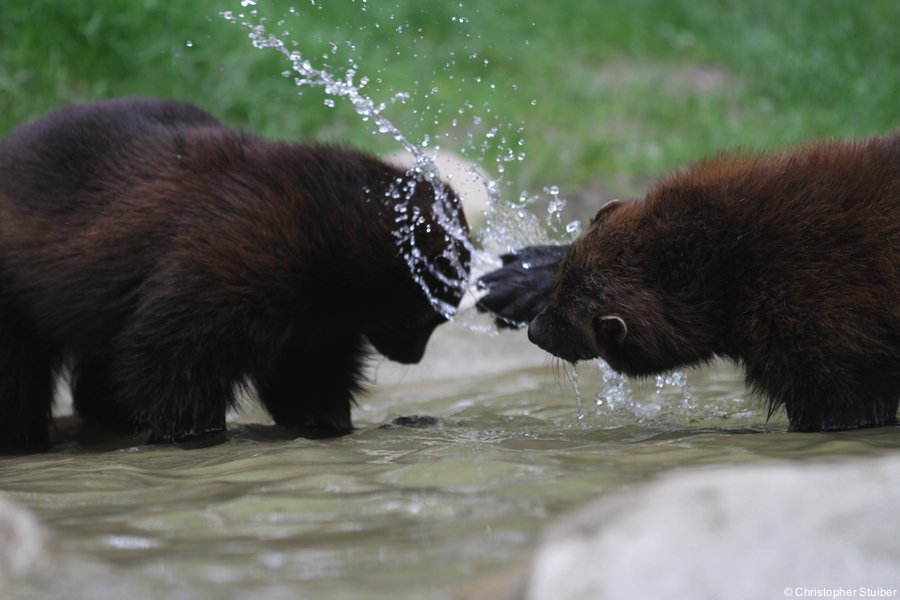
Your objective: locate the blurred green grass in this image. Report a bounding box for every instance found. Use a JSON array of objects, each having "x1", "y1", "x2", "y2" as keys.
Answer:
[{"x1": 2, "y1": 0, "x2": 899, "y2": 213}]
